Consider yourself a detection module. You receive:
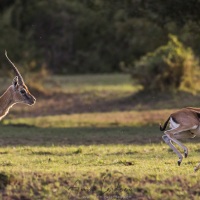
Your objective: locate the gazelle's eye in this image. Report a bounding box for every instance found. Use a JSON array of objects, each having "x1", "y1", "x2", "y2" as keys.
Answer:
[{"x1": 20, "y1": 89, "x2": 26, "y2": 94}]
